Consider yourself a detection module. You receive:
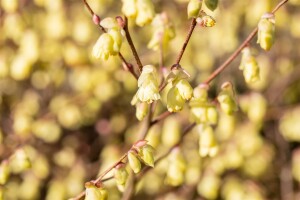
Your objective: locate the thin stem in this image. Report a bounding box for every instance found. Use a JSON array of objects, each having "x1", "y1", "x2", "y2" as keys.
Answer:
[
  {"x1": 123, "y1": 17, "x2": 144, "y2": 72},
  {"x1": 203, "y1": 0, "x2": 289, "y2": 85},
  {"x1": 175, "y1": 18, "x2": 197, "y2": 64},
  {"x1": 150, "y1": 111, "x2": 173, "y2": 126}
]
